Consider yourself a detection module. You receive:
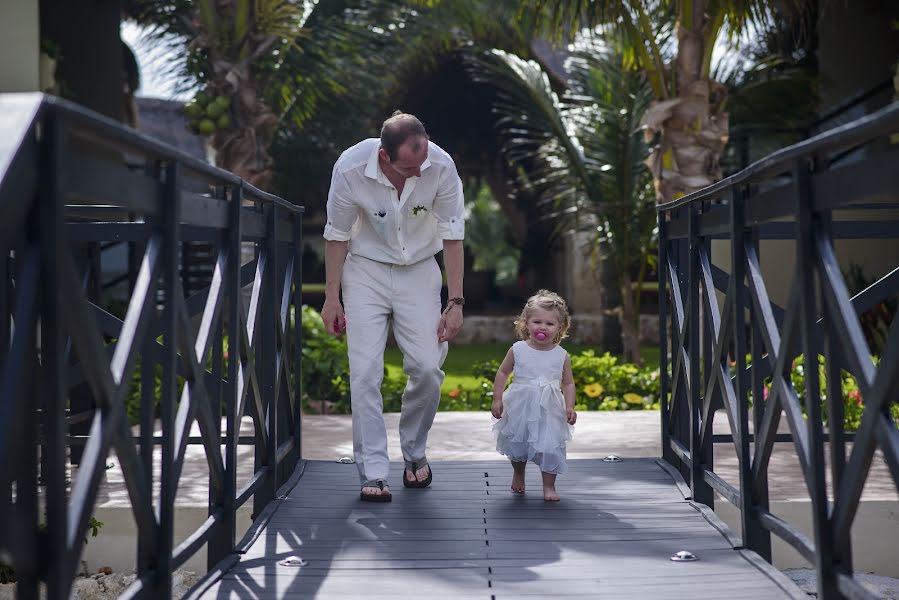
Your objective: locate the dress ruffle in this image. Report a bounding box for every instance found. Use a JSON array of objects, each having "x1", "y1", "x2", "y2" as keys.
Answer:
[{"x1": 492, "y1": 376, "x2": 573, "y2": 474}]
